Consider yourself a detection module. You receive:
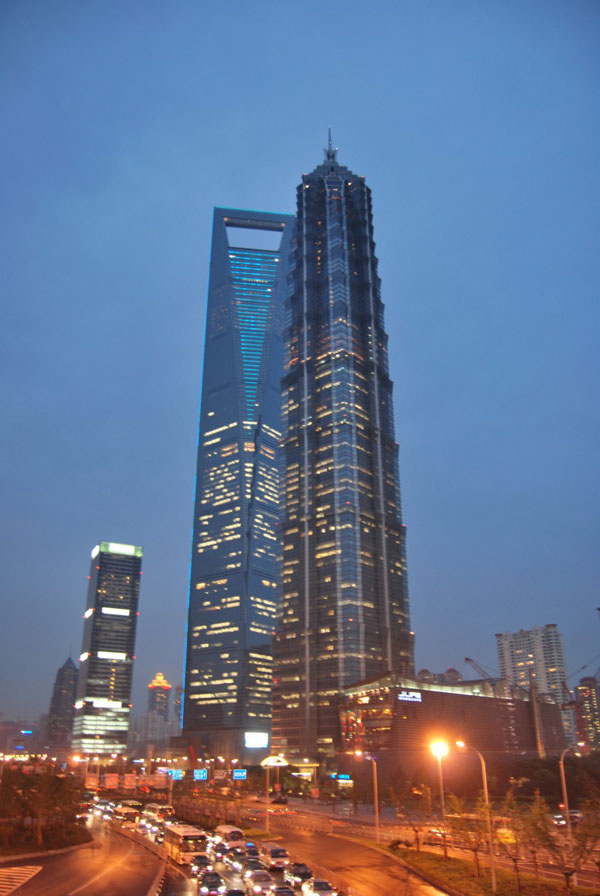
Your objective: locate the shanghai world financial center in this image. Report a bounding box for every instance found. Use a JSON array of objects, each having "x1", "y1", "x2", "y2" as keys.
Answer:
[{"x1": 183, "y1": 144, "x2": 413, "y2": 761}]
